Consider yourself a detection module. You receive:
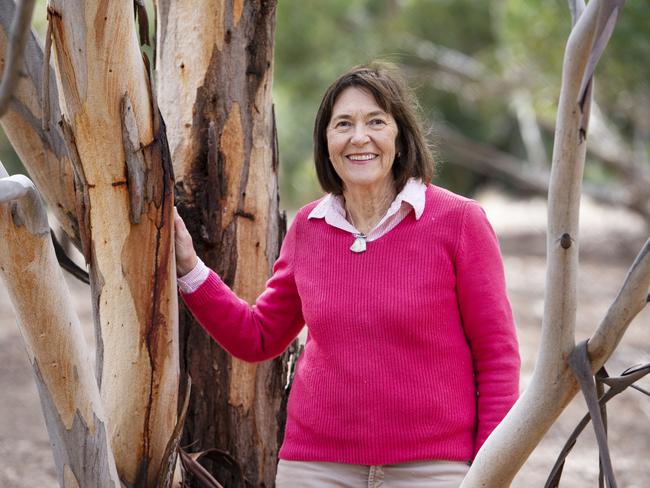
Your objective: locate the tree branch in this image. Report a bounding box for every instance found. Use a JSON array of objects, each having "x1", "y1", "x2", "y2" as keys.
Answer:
[
  {"x1": 401, "y1": 34, "x2": 487, "y2": 80},
  {"x1": 0, "y1": 163, "x2": 121, "y2": 488},
  {"x1": 406, "y1": 45, "x2": 650, "y2": 223},
  {"x1": 462, "y1": 1, "x2": 624, "y2": 484},
  {"x1": 0, "y1": 172, "x2": 47, "y2": 234},
  {"x1": 0, "y1": 0, "x2": 79, "y2": 246},
  {"x1": 42, "y1": 9, "x2": 53, "y2": 131},
  {"x1": 0, "y1": 0, "x2": 36, "y2": 116},
  {"x1": 588, "y1": 238, "x2": 650, "y2": 366},
  {"x1": 404, "y1": 36, "x2": 650, "y2": 222},
  {"x1": 437, "y1": 123, "x2": 549, "y2": 193}
]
